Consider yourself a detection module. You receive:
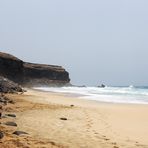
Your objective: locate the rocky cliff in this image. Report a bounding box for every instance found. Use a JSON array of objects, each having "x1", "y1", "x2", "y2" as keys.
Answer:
[
  {"x1": 0, "y1": 52, "x2": 70, "y2": 86},
  {"x1": 0, "y1": 76, "x2": 23, "y2": 93}
]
